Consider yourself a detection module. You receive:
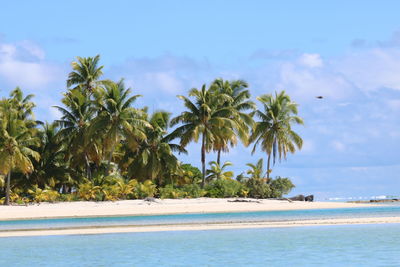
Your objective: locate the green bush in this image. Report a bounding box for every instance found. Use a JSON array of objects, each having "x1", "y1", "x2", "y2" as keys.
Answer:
[
  {"x1": 269, "y1": 177, "x2": 295, "y2": 198},
  {"x1": 180, "y1": 184, "x2": 206, "y2": 198},
  {"x1": 135, "y1": 180, "x2": 157, "y2": 199},
  {"x1": 159, "y1": 184, "x2": 183, "y2": 199},
  {"x1": 246, "y1": 178, "x2": 271, "y2": 198},
  {"x1": 205, "y1": 179, "x2": 245, "y2": 198}
]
